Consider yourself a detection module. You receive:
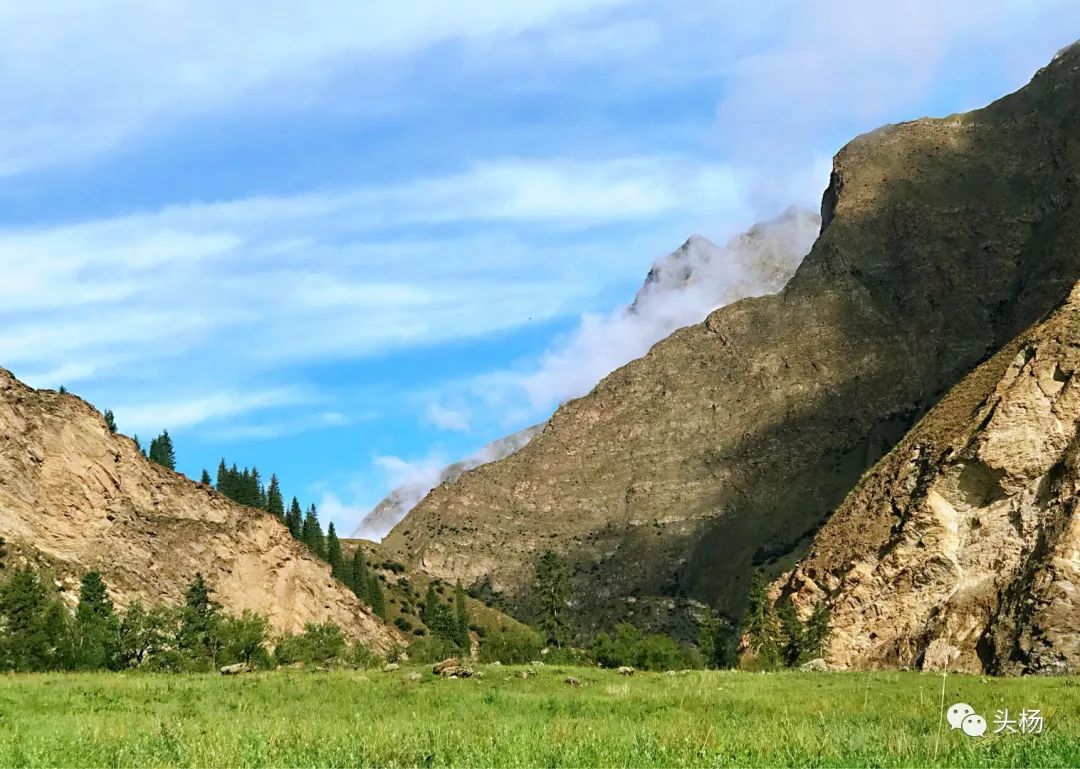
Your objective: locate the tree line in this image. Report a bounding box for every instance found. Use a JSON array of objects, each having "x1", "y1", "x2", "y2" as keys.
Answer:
[{"x1": 0, "y1": 557, "x2": 379, "y2": 673}]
